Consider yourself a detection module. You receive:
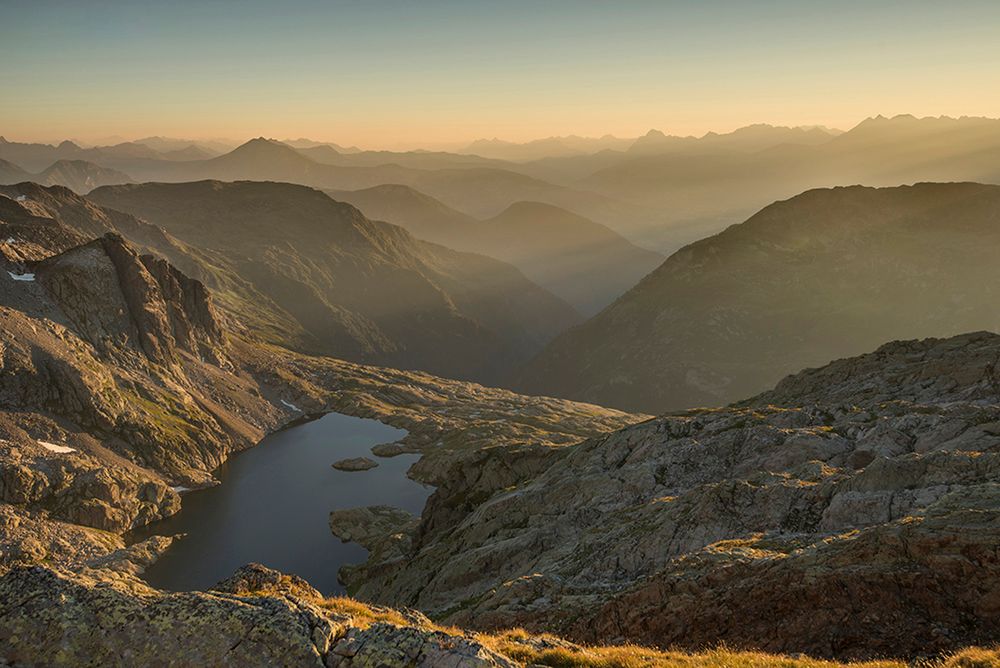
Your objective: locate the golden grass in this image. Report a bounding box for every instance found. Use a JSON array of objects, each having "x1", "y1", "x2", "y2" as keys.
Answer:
[
  {"x1": 317, "y1": 596, "x2": 409, "y2": 628},
  {"x1": 940, "y1": 648, "x2": 1000, "y2": 668},
  {"x1": 474, "y1": 629, "x2": 1000, "y2": 668},
  {"x1": 310, "y1": 595, "x2": 1000, "y2": 668}
]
